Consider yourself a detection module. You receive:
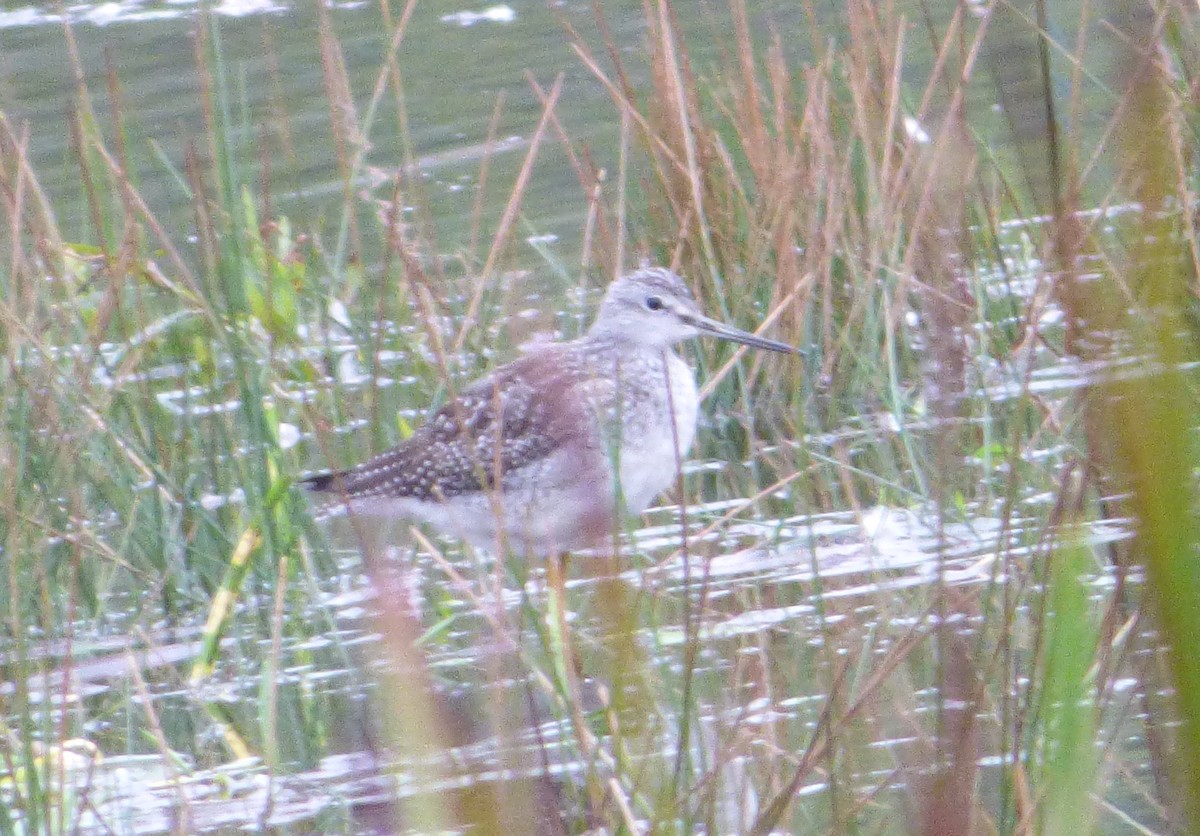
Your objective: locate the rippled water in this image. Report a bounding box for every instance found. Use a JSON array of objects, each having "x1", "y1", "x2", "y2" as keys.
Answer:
[
  {"x1": 5, "y1": 217, "x2": 1152, "y2": 829},
  {"x1": 0, "y1": 0, "x2": 1165, "y2": 831},
  {"x1": 11, "y1": 493, "x2": 1139, "y2": 831}
]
